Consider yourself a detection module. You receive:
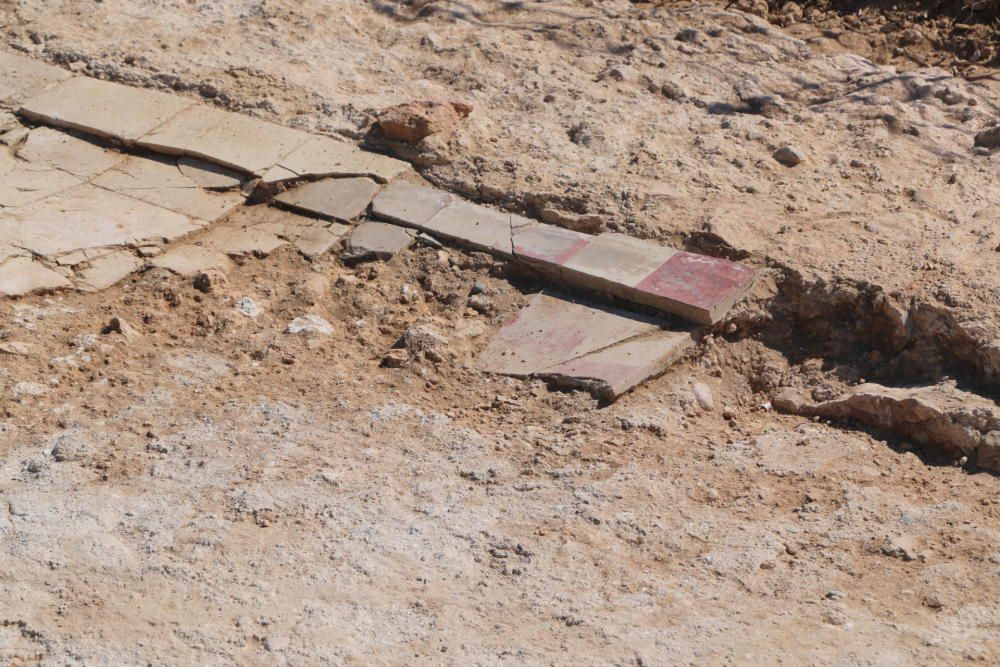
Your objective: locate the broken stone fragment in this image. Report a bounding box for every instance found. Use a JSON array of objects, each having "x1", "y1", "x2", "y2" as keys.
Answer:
[
  {"x1": 273, "y1": 177, "x2": 380, "y2": 222},
  {"x1": 0, "y1": 341, "x2": 35, "y2": 356},
  {"x1": 285, "y1": 314, "x2": 333, "y2": 337},
  {"x1": 772, "y1": 145, "x2": 804, "y2": 167},
  {"x1": 377, "y1": 100, "x2": 473, "y2": 144},
  {"x1": 692, "y1": 381, "x2": 715, "y2": 411},
  {"x1": 101, "y1": 316, "x2": 140, "y2": 340},
  {"x1": 974, "y1": 125, "x2": 1000, "y2": 149},
  {"x1": 344, "y1": 221, "x2": 414, "y2": 262},
  {"x1": 400, "y1": 324, "x2": 449, "y2": 361},
  {"x1": 0, "y1": 256, "x2": 71, "y2": 296}
]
